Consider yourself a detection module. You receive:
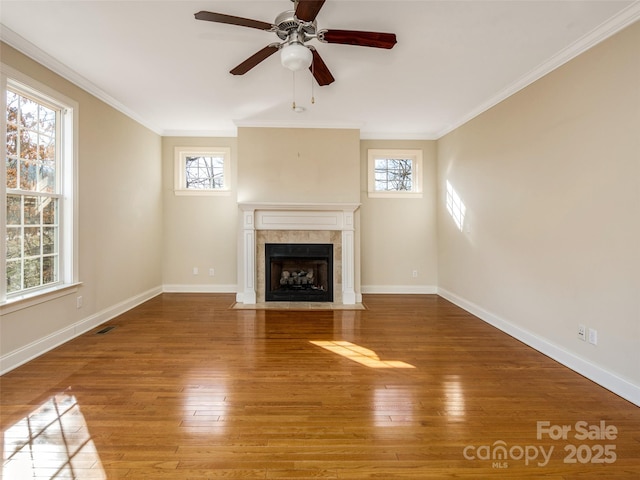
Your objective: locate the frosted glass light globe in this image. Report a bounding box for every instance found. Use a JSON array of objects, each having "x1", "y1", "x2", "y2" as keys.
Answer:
[{"x1": 280, "y1": 43, "x2": 312, "y2": 71}]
